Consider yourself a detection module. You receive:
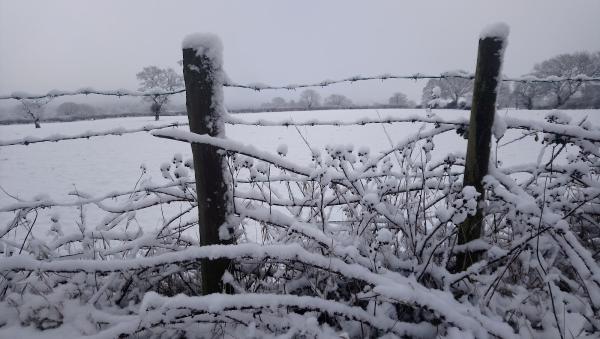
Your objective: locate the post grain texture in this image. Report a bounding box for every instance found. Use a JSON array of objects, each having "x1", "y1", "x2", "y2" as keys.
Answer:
[
  {"x1": 182, "y1": 34, "x2": 231, "y2": 294},
  {"x1": 456, "y1": 24, "x2": 508, "y2": 272}
]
